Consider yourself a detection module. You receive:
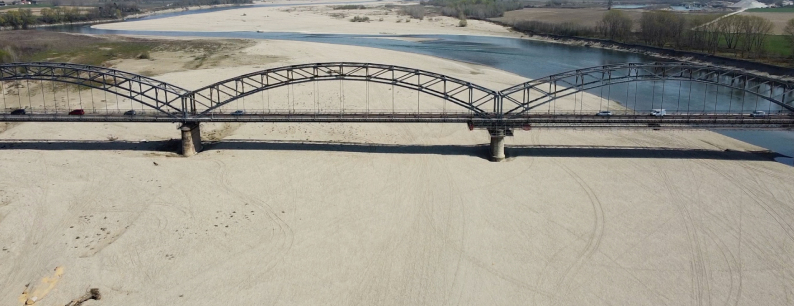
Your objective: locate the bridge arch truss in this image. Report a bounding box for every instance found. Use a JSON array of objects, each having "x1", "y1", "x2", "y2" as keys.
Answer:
[
  {"x1": 0, "y1": 62, "x2": 189, "y2": 117},
  {"x1": 499, "y1": 62, "x2": 794, "y2": 118},
  {"x1": 186, "y1": 62, "x2": 500, "y2": 118}
]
